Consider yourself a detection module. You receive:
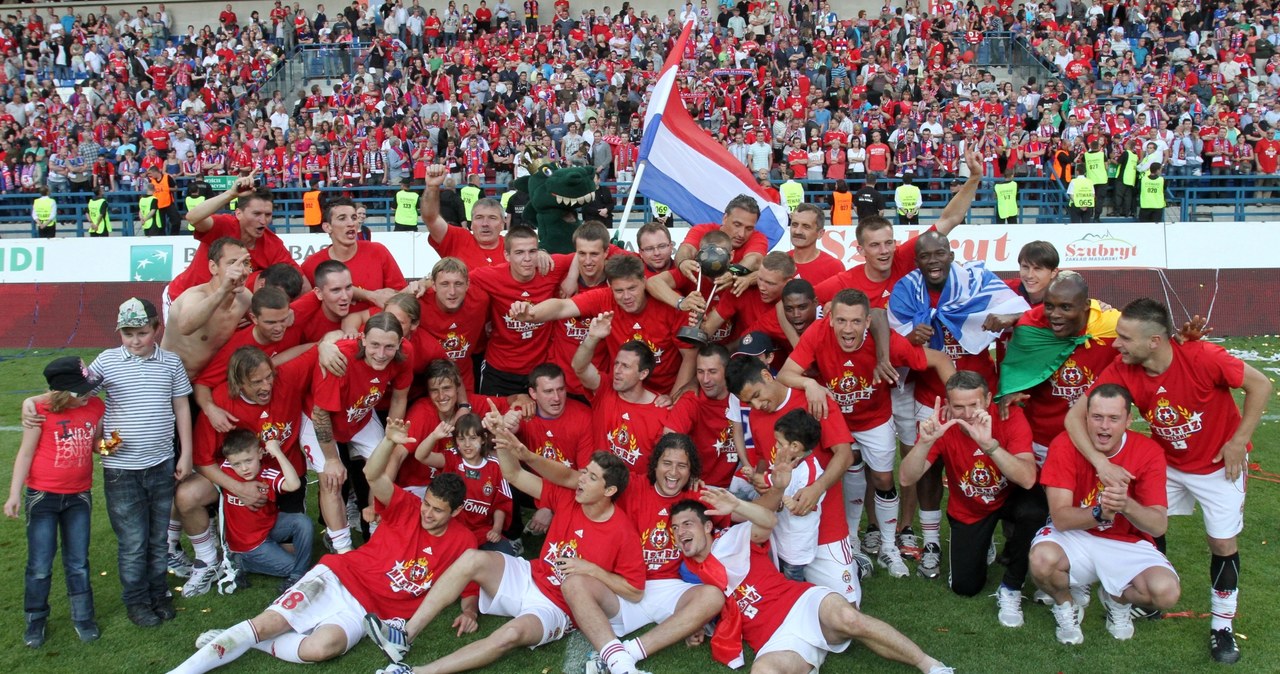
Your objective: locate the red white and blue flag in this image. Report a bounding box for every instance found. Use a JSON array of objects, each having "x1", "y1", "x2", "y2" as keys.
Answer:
[{"x1": 638, "y1": 21, "x2": 788, "y2": 248}]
